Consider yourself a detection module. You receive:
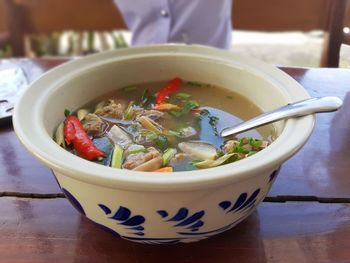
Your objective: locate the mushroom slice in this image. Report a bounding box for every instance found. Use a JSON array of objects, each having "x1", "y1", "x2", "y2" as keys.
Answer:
[
  {"x1": 178, "y1": 141, "x2": 217, "y2": 160},
  {"x1": 194, "y1": 153, "x2": 236, "y2": 169},
  {"x1": 107, "y1": 125, "x2": 132, "y2": 148},
  {"x1": 138, "y1": 116, "x2": 163, "y2": 134},
  {"x1": 132, "y1": 156, "x2": 163, "y2": 172},
  {"x1": 123, "y1": 147, "x2": 161, "y2": 170}
]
